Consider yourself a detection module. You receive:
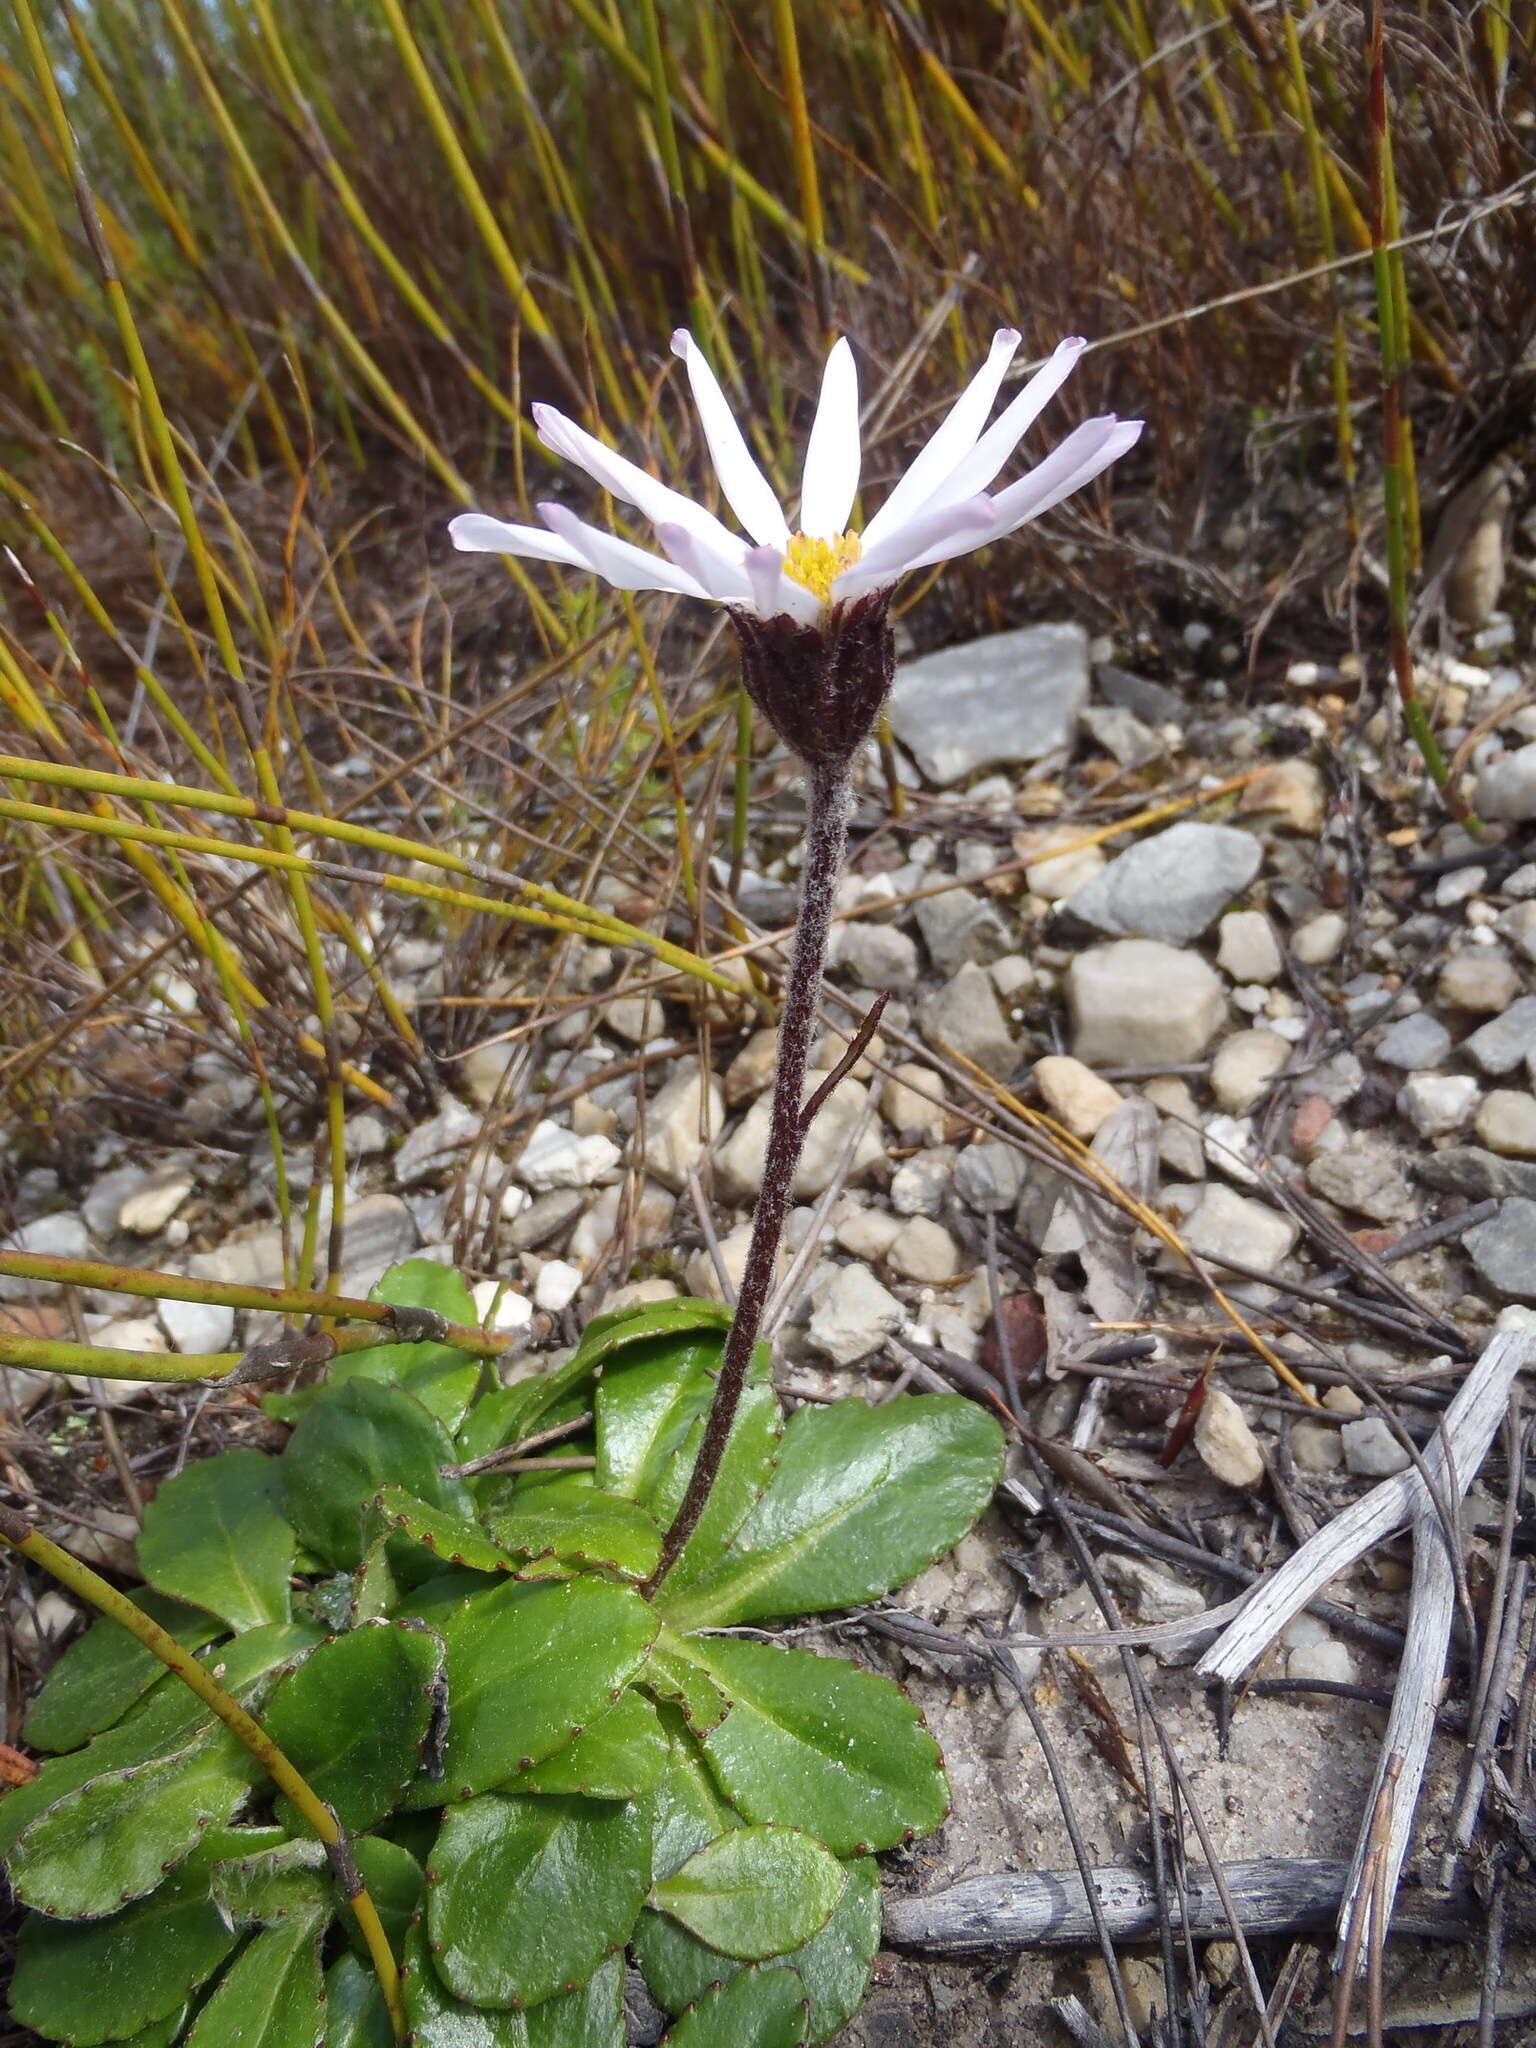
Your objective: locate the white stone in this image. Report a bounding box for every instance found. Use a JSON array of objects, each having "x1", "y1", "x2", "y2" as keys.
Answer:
[
  {"x1": 0, "y1": 1213, "x2": 94, "y2": 1298},
  {"x1": 1203, "y1": 1115, "x2": 1263, "y2": 1188},
  {"x1": 1178, "y1": 1183, "x2": 1298, "y2": 1278},
  {"x1": 9, "y1": 1588, "x2": 79, "y2": 1660},
  {"x1": 643, "y1": 1064, "x2": 729, "y2": 1196},
  {"x1": 886, "y1": 1216, "x2": 961, "y2": 1283},
  {"x1": 460, "y1": 1040, "x2": 518, "y2": 1107},
  {"x1": 1398, "y1": 1073, "x2": 1479, "y2": 1139},
  {"x1": 805, "y1": 1262, "x2": 906, "y2": 1365},
  {"x1": 1100, "y1": 1553, "x2": 1206, "y2": 1623},
  {"x1": 881, "y1": 1062, "x2": 949, "y2": 1142},
  {"x1": 532, "y1": 1259, "x2": 583, "y2": 1313},
  {"x1": 832, "y1": 1201, "x2": 904, "y2": 1262},
  {"x1": 568, "y1": 1181, "x2": 674, "y2": 1264},
  {"x1": 716, "y1": 1077, "x2": 883, "y2": 1203},
  {"x1": 345, "y1": 1113, "x2": 390, "y2": 1159},
  {"x1": 158, "y1": 1296, "x2": 235, "y2": 1355},
  {"x1": 1291, "y1": 912, "x2": 1347, "y2": 966},
  {"x1": 1238, "y1": 757, "x2": 1326, "y2": 834},
  {"x1": 601, "y1": 1278, "x2": 681, "y2": 1313},
  {"x1": 1286, "y1": 1638, "x2": 1357, "y2": 1686},
  {"x1": 1438, "y1": 950, "x2": 1520, "y2": 1013},
  {"x1": 722, "y1": 1029, "x2": 778, "y2": 1107},
  {"x1": 1216, "y1": 911, "x2": 1283, "y2": 985},
  {"x1": 1476, "y1": 742, "x2": 1536, "y2": 821},
  {"x1": 117, "y1": 1170, "x2": 194, "y2": 1236},
  {"x1": 1475, "y1": 1089, "x2": 1536, "y2": 1157},
  {"x1": 470, "y1": 1280, "x2": 534, "y2": 1336},
  {"x1": 516, "y1": 1118, "x2": 622, "y2": 1192},
  {"x1": 1499, "y1": 901, "x2": 1536, "y2": 966},
  {"x1": 1194, "y1": 1387, "x2": 1264, "y2": 1488},
  {"x1": 1209, "y1": 1029, "x2": 1290, "y2": 1114},
  {"x1": 890, "y1": 1149, "x2": 953, "y2": 1217},
  {"x1": 1032, "y1": 1055, "x2": 1123, "y2": 1138},
  {"x1": 1068, "y1": 940, "x2": 1228, "y2": 1068},
  {"x1": 686, "y1": 1224, "x2": 787, "y2": 1304},
  {"x1": 1016, "y1": 827, "x2": 1107, "y2": 902}
]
